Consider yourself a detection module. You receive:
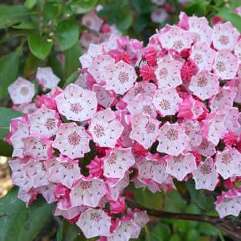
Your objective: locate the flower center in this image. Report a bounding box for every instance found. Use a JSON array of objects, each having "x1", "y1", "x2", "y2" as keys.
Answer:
[
  {"x1": 200, "y1": 163, "x2": 212, "y2": 175},
  {"x1": 159, "y1": 99, "x2": 171, "y2": 110},
  {"x1": 45, "y1": 118, "x2": 56, "y2": 130},
  {"x1": 93, "y1": 124, "x2": 105, "y2": 137},
  {"x1": 68, "y1": 131, "x2": 81, "y2": 146},
  {"x1": 166, "y1": 128, "x2": 179, "y2": 141},
  {"x1": 20, "y1": 86, "x2": 29, "y2": 96},
  {"x1": 159, "y1": 67, "x2": 168, "y2": 79},
  {"x1": 197, "y1": 75, "x2": 208, "y2": 87},
  {"x1": 219, "y1": 35, "x2": 229, "y2": 45},
  {"x1": 216, "y1": 61, "x2": 226, "y2": 72},
  {"x1": 70, "y1": 103, "x2": 83, "y2": 113},
  {"x1": 119, "y1": 71, "x2": 129, "y2": 83},
  {"x1": 80, "y1": 181, "x2": 92, "y2": 190}
]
